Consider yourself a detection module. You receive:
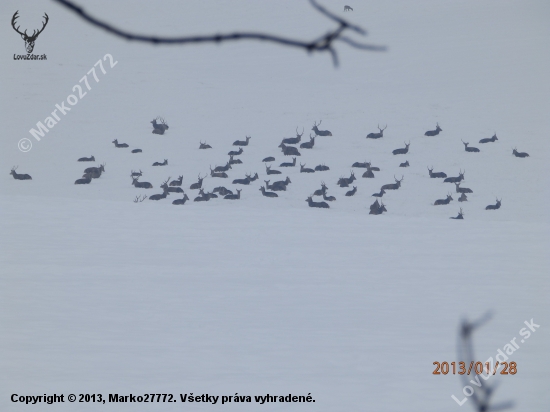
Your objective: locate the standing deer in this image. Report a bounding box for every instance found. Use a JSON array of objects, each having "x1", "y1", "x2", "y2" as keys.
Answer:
[
  {"x1": 512, "y1": 148, "x2": 529, "y2": 158},
  {"x1": 75, "y1": 173, "x2": 92, "y2": 185},
  {"x1": 311, "y1": 120, "x2": 332, "y2": 136},
  {"x1": 455, "y1": 183, "x2": 473, "y2": 194},
  {"x1": 485, "y1": 198, "x2": 502, "y2": 210},
  {"x1": 434, "y1": 193, "x2": 453, "y2": 205},
  {"x1": 424, "y1": 123, "x2": 442, "y2": 136},
  {"x1": 282, "y1": 127, "x2": 304, "y2": 144},
  {"x1": 280, "y1": 157, "x2": 296, "y2": 167},
  {"x1": 278, "y1": 142, "x2": 301, "y2": 156},
  {"x1": 479, "y1": 133, "x2": 498, "y2": 144},
  {"x1": 11, "y1": 11, "x2": 49, "y2": 54},
  {"x1": 152, "y1": 159, "x2": 168, "y2": 166},
  {"x1": 10, "y1": 166, "x2": 32, "y2": 180},
  {"x1": 131, "y1": 176, "x2": 153, "y2": 189},
  {"x1": 300, "y1": 134, "x2": 316, "y2": 149},
  {"x1": 345, "y1": 186, "x2": 357, "y2": 196},
  {"x1": 444, "y1": 170, "x2": 465, "y2": 183},
  {"x1": 170, "y1": 176, "x2": 183, "y2": 186},
  {"x1": 344, "y1": 5, "x2": 353, "y2": 11},
  {"x1": 399, "y1": 160, "x2": 410, "y2": 167},
  {"x1": 230, "y1": 155, "x2": 243, "y2": 165},
  {"x1": 190, "y1": 174, "x2": 206, "y2": 190},
  {"x1": 266, "y1": 164, "x2": 282, "y2": 175},
  {"x1": 151, "y1": 117, "x2": 169, "y2": 135},
  {"x1": 259, "y1": 186, "x2": 278, "y2": 198},
  {"x1": 228, "y1": 147, "x2": 243, "y2": 156},
  {"x1": 381, "y1": 175, "x2": 404, "y2": 191},
  {"x1": 78, "y1": 155, "x2": 95, "y2": 162},
  {"x1": 366, "y1": 124, "x2": 387, "y2": 139},
  {"x1": 224, "y1": 189, "x2": 242, "y2": 200},
  {"x1": 233, "y1": 136, "x2": 251, "y2": 146},
  {"x1": 199, "y1": 141, "x2": 212, "y2": 149},
  {"x1": 300, "y1": 163, "x2": 315, "y2": 173},
  {"x1": 392, "y1": 141, "x2": 410, "y2": 155},
  {"x1": 306, "y1": 196, "x2": 329, "y2": 209},
  {"x1": 112, "y1": 139, "x2": 129, "y2": 148},
  {"x1": 427, "y1": 166, "x2": 447, "y2": 178},
  {"x1": 462, "y1": 140, "x2": 480, "y2": 153},
  {"x1": 450, "y1": 208, "x2": 464, "y2": 219},
  {"x1": 458, "y1": 193, "x2": 468, "y2": 202},
  {"x1": 172, "y1": 193, "x2": 190, "y2": 205}
]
